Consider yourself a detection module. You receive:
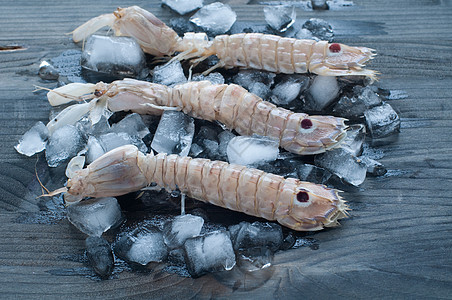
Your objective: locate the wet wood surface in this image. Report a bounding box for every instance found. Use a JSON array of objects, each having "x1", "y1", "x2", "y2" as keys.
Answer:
[{"x1": 1, "y1": 0, "x2": 451, "y2": 298}]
